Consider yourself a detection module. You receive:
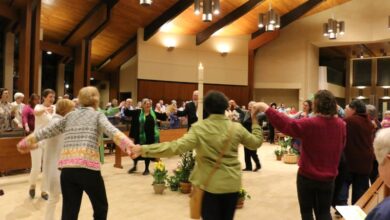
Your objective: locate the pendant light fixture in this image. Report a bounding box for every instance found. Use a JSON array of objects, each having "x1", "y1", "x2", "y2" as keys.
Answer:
[
  {"x1": 322, "y1": 18, "x2": 345, "y2": 40},
  {"x1": 258, "y1": 4, "x2": 280, "y2": 32},
  {"x1": 140, "y1": 0, "x2": 152, "y2": 6},
  {"x1": 194, "y1": 0, "x2": 221, "y2": 22}
]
